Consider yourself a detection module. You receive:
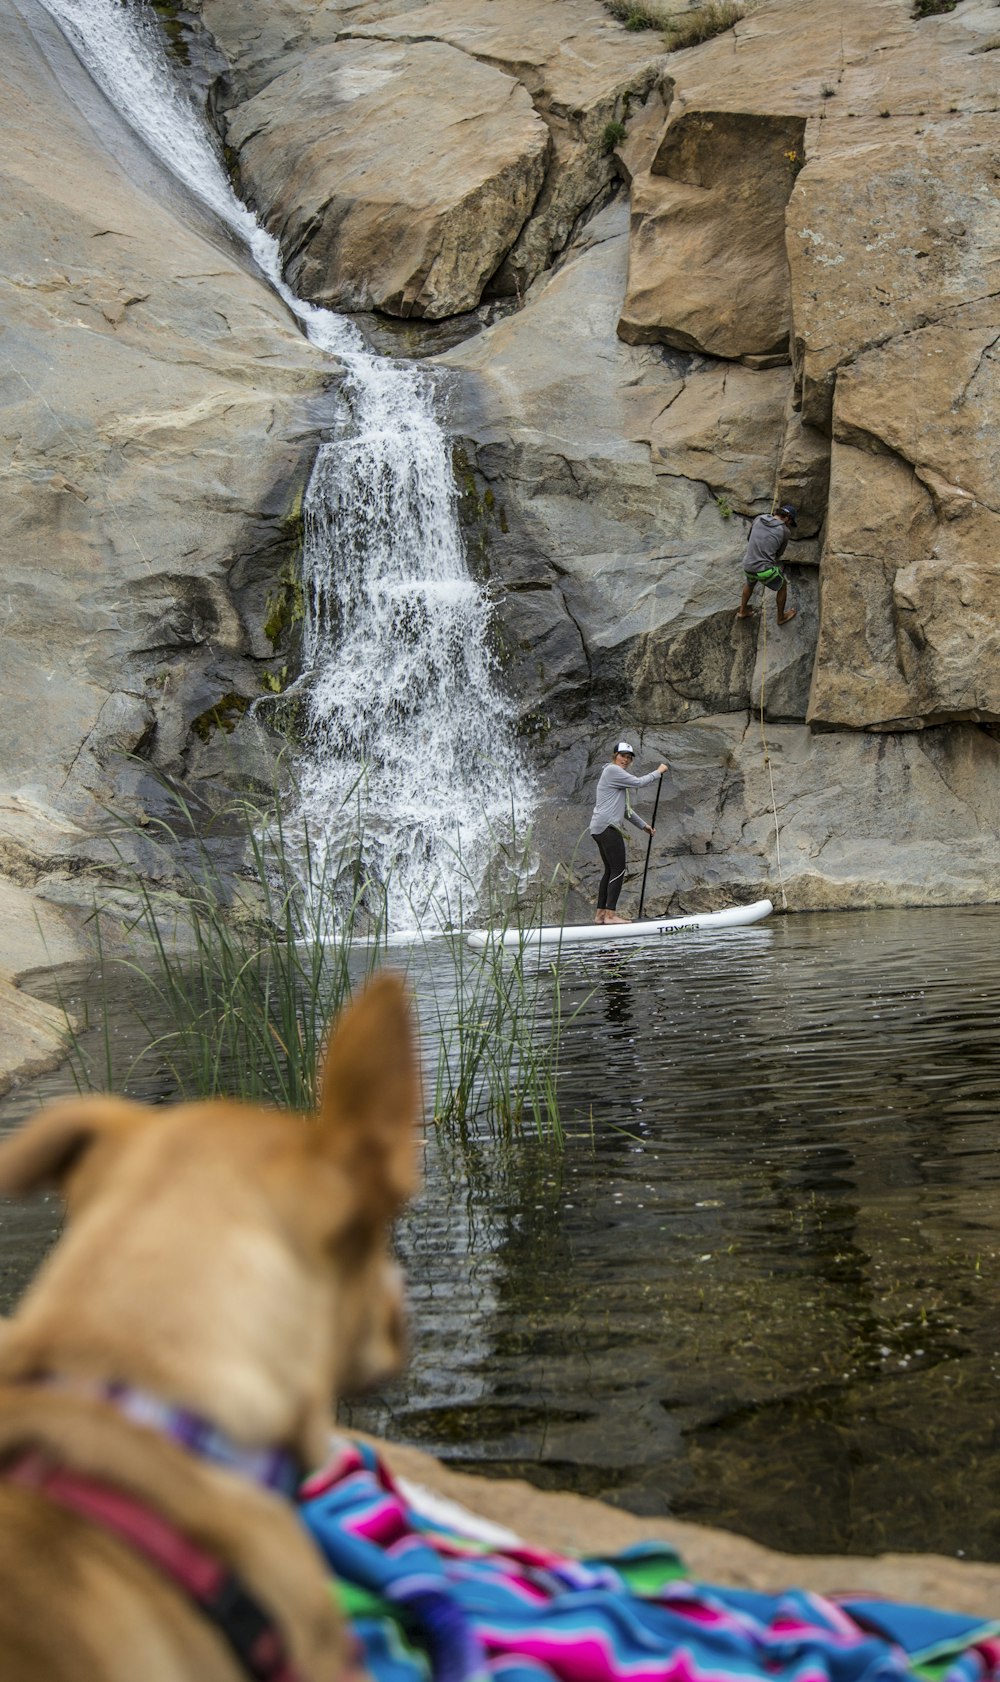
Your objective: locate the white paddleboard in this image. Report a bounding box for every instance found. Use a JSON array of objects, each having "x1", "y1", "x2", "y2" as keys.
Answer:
[{"x1": 466, "y1": 898, "x2": 774, "y2": 949}]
